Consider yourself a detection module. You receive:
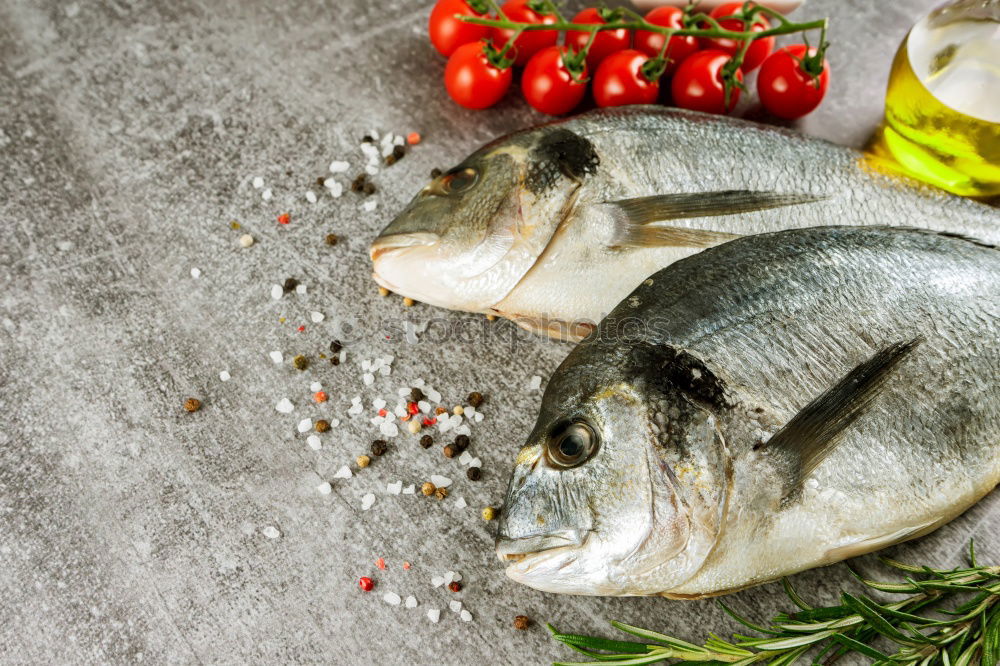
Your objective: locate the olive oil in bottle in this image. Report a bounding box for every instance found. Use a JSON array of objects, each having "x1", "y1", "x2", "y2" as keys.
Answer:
[{"x1": 867, "y1": 0, "x2": 1000, "y2": 198}]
